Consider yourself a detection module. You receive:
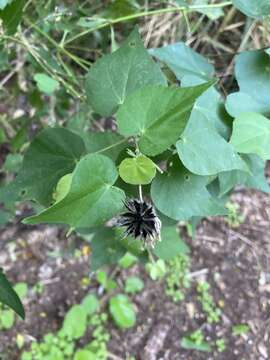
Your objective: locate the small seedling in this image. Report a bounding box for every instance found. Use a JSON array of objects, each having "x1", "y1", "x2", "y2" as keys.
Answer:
[
  {"x1": 232, "y1": 324, "x2": 250, "y2": 336},
  {"x1": 225, "y1": 202, "x2": 245, "y2": 228},
  {"x1": 181, "y1": 329, "x2": 212, "y2": 352},
  {"x1": 124, "y1": 276, "x2": 144, "y2": 294},
  {"x1": 197, "y1": 281, "x2": 221, "y2": 324}
]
